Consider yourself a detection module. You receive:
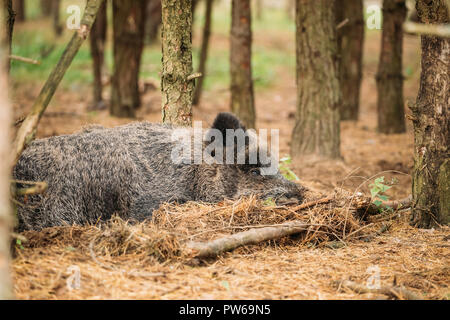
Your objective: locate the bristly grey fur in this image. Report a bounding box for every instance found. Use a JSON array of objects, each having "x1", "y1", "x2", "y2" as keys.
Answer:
[{"x1": 13, "y1": 113, "x2": 304, "y2": 231}]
